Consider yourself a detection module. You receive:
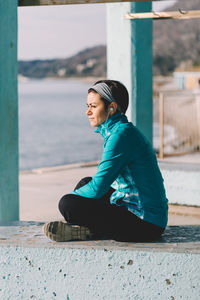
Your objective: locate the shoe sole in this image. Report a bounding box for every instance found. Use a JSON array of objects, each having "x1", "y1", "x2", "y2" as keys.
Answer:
[{"x1": 43, "y1": 221, "x2": 92, "y2": 242}]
